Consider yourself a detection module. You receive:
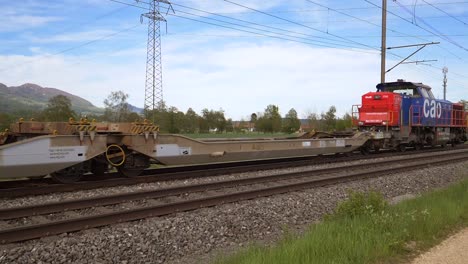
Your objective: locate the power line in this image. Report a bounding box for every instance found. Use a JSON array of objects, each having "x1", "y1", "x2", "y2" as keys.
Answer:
[
  {"x1": 110, "y1": 0, "x2": 468, "y2": 82},
  {"x1": 393, "y1": 0, "x2": 468, "y2": 51},
  {"x1": 213, "y1": 1, "x2": 468, "y2": 14},
  {"x1": 363, "y1": 0, "x2": 464, "y2": 60},
  {"x1": 304, "y1": 0, "x2": 442, "y2": 51},
  {"x1": 110, "y1": 0, "x2": 380, "y2": 52},
  {"x1": 171, "y1": 8, "x2": 364, "y2": 48},
  {"x1": 223, "y1": 0, "x2": 382, "y2": 52},
  {"x1": 169, "y1": 13, "x2": 379, "y2": 54},
  {"x1": 422, "y1": 0, "x2": 468, "y2": 26},
  {"x1": 170, "y1": 2, "x2": 358, "y2": 46}
]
